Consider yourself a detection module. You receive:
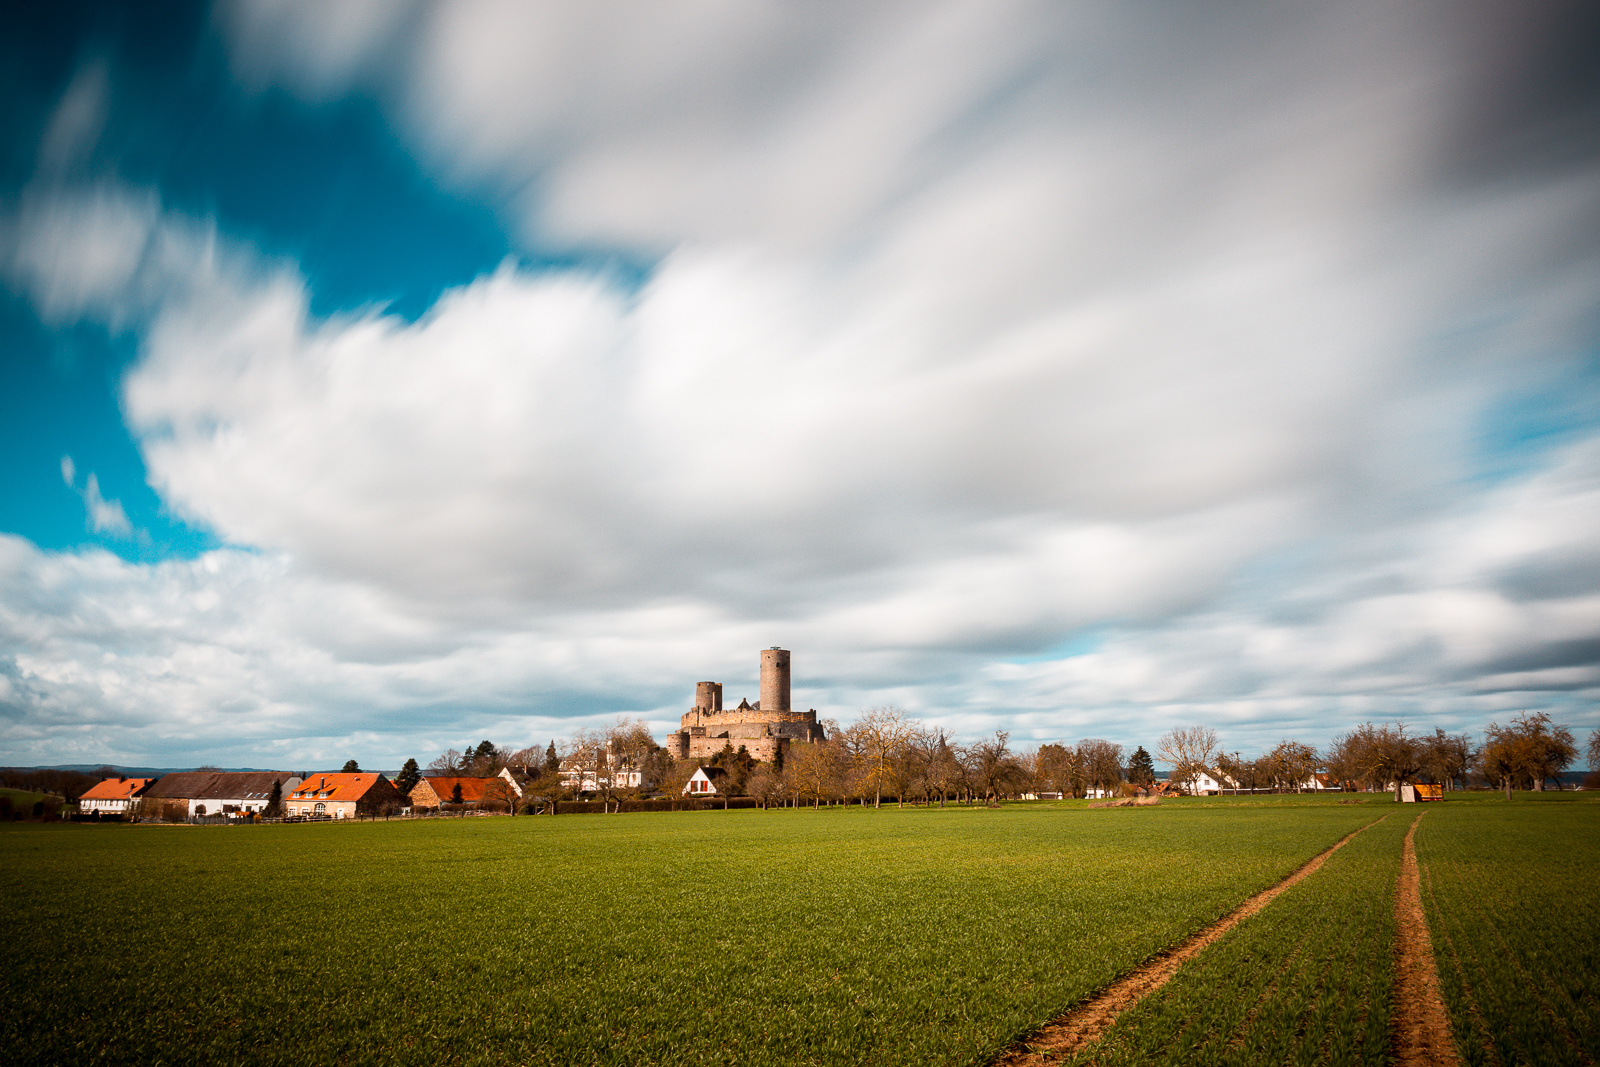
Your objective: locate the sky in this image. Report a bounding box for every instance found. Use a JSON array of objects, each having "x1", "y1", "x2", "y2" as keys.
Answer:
[{"x1": 1, "y1": 0, "x2": 1598, "y2": 771}]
